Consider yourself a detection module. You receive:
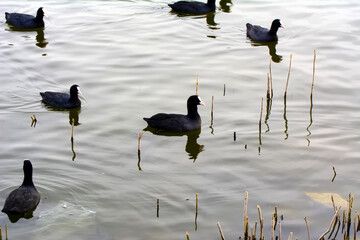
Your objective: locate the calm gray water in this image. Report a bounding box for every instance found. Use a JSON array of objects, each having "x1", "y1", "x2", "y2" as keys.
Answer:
[{"x1": 0, "y1": 0, "x2": 359, "y2": 239}]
